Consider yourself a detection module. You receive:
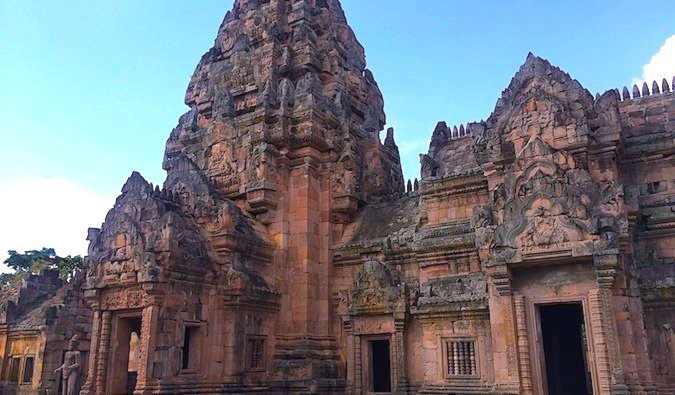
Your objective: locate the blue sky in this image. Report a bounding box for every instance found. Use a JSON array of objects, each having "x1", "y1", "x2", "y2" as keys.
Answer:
[{"x1": 0, "y1": 0, "x2": 673, "y2": 263}]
